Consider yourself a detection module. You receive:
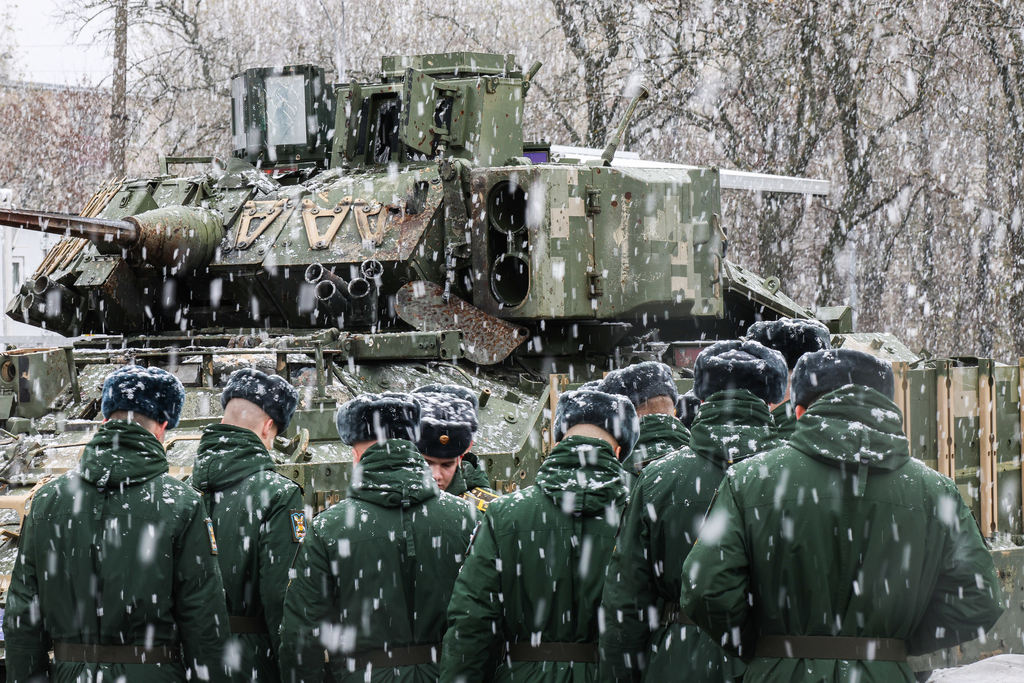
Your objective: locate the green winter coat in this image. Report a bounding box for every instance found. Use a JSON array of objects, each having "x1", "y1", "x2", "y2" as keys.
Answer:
[
  {"x1": 3, "y1": 420, "x2": 232, "y2": 683},
  {"x1": 192, "y1": 423, "x2": 305, "y2": 683},
  {"x1": 619, "y1": 413, "x2": 691, "y2": 490},
  {"x1": 681, "y1": 386, "x2": 1005, "y2": 683},
  {"x1": 440, "y1": 435, "x2": 628, "y2": 683},
  {"x1": 600, "y1": 390, "x2": 782, "y2": 683},
  {"x1": 771, "y1": 401, "x2": 797, "y2": 440},
  {"x1": 278, "y1": 439, "x2": 477, "y2": 683}
]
